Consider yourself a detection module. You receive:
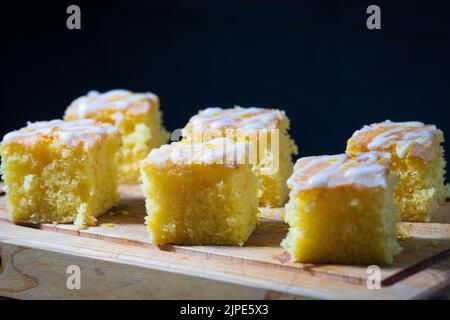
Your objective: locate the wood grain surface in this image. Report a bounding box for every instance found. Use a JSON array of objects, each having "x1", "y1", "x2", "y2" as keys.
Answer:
[{"x1": 0, "y1": 183, "x2": 449, "y2": 300}]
